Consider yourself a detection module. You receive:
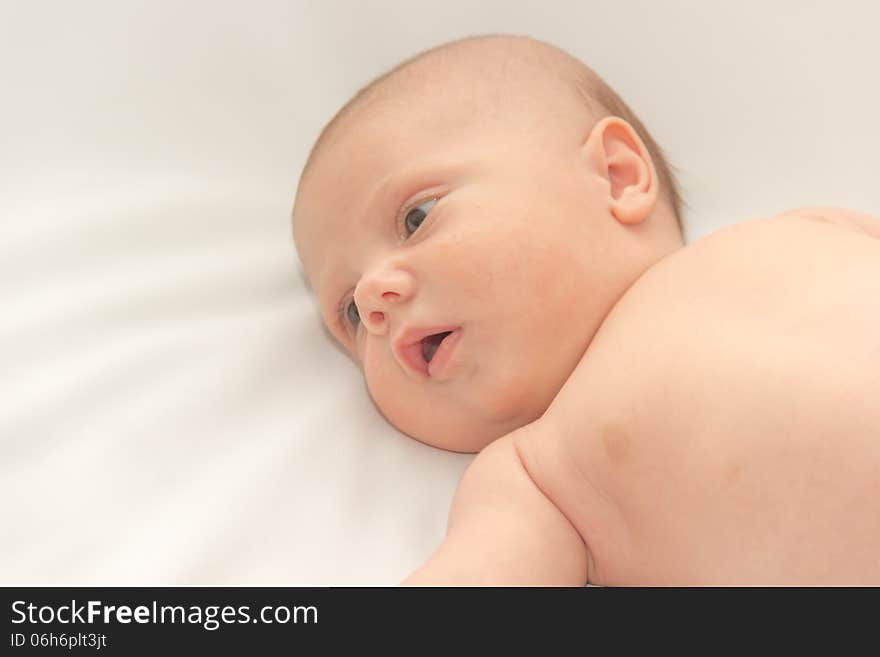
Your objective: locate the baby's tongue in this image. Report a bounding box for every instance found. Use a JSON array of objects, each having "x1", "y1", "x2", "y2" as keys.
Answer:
[{"x1": 422, "y1": 331, "x2": 452, "y2": 363}]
